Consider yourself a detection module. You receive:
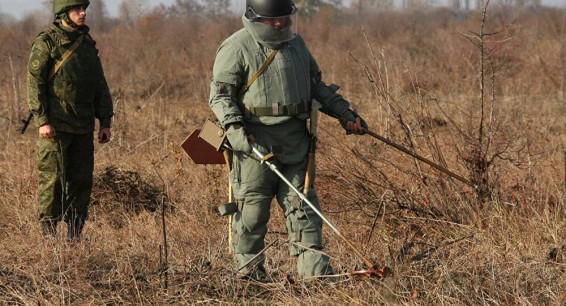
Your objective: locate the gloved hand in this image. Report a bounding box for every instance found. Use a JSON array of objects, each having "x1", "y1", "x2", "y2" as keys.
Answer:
[
  {"x1": 339, "y1": 109, "x2": 368, "y2": 135},
  {"x1": 225, "y1": 123, "x2": 252, "y2": 153}
]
